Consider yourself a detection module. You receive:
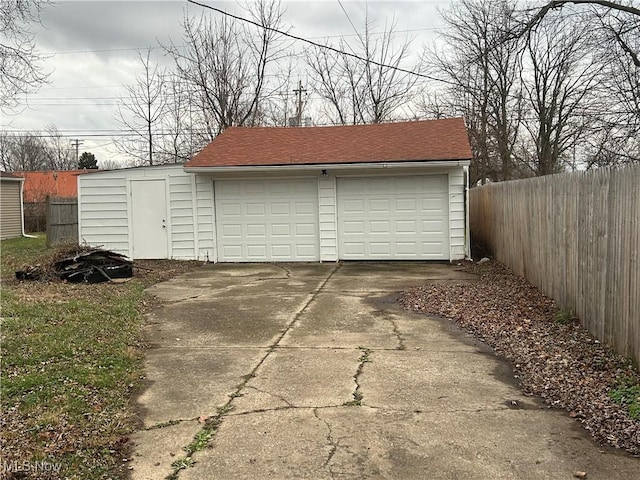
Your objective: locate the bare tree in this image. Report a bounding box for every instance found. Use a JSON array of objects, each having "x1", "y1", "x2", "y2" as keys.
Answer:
[
  {"x1": 97, "y1": 158, "x2": 123, "y2": 170},
  {"x1": 156, "y1": 74, "x2": 205, "y2": 163},
  {"x1": 0, "y1": 0, "x2": 51, "y2": 110},
  {"x1": 423, "y1": 0, "x2": 524, "y2": 184},
  {"x1": 0, "y1": 130, "x2": 47, "y2": 171},
  {"x1": 114, "y1": 49, "x2": 167, "y2": 166},
  {"x1": 166, "y1": 0, "x2": 287, "y2": 137},
  {"x1": 518, "y1": 1, "x2": 639, "y2": 64},
  {"x1": 44, "y1": 124, "x2": 75, "y2": 170},
  {"x1": 306, "y1": 15, "x2": 421, "y2": 125},
  {"x1": 520, "y1": 16, "x2": 599, "y2": 175}
]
